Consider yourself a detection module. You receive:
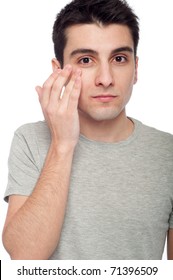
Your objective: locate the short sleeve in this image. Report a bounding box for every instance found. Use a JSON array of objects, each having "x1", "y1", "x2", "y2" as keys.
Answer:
[{"x1": 4, "y1": 126, "x2": 41, "y2": 202}]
